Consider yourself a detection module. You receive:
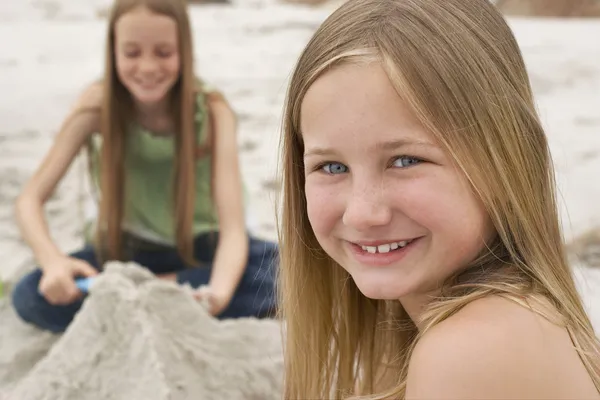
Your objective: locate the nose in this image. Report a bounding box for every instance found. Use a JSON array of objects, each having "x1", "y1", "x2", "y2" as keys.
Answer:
[
  {"x1": 139, "y1": 56, "x2": 158, "y2": 74},
  {"x1": 342, "y1": 180, "x2": 392, "y2": 231}
]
